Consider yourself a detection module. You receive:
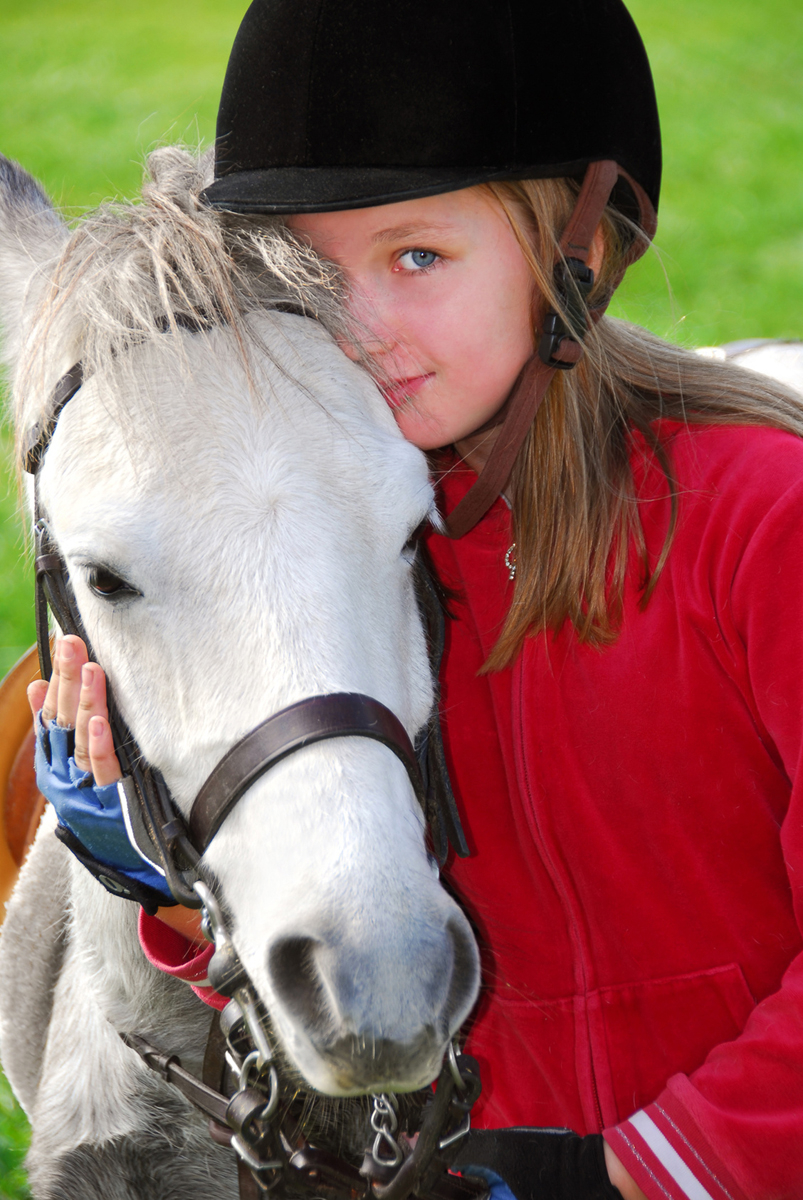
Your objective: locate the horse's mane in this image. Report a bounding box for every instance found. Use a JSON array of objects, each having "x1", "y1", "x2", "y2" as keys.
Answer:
[{"x1": 13, "y1": 146, "x2": 348, "y2": 459}]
